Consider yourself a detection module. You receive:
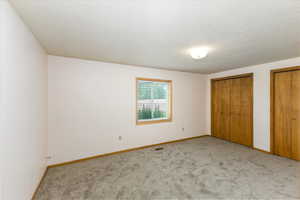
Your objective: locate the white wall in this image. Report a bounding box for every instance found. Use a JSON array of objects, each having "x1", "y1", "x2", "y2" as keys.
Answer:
[
  {"x1": 48, "y1": 55, "x2": 207, "y2": 165},
  {"x1": 206, "y1": 57, "x2": 300, "y2": 152},
  {"x1": 0, "y1": 0, "x2": 299, "y2": 198},
  {"x1": 0, "y1": 1, "x2": 5, "y2": 199},
  {"x1": 0, "y1": 1, "x2": 48, "y2": 200}
]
